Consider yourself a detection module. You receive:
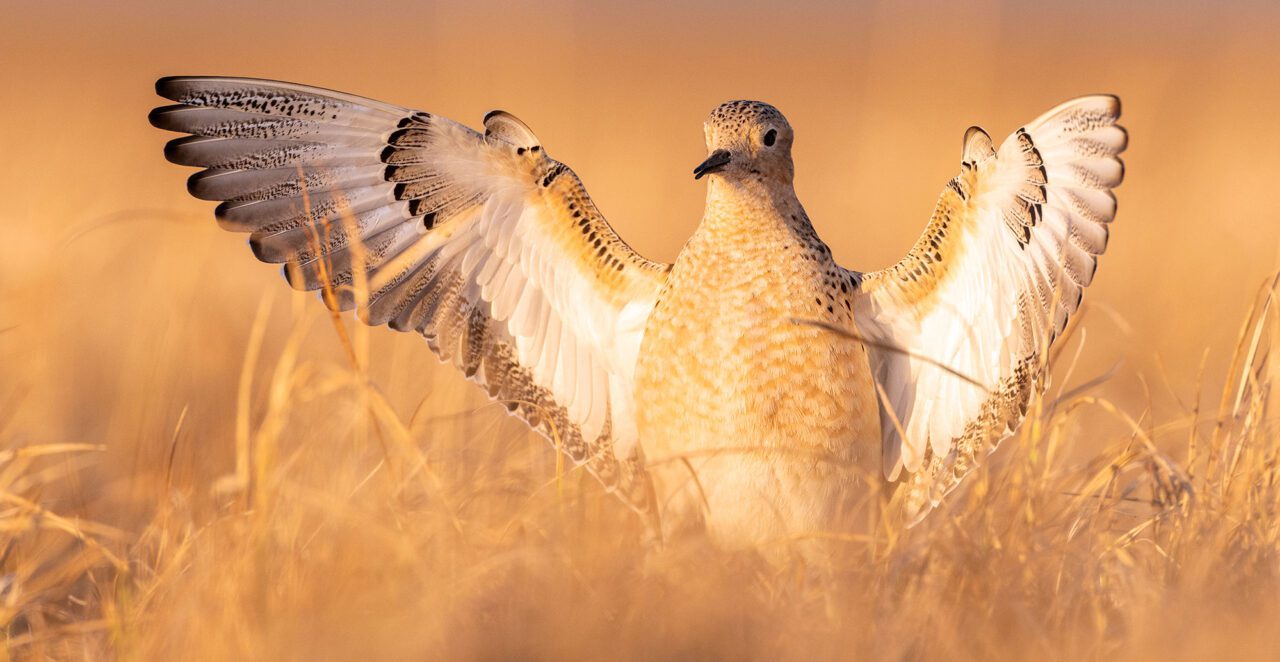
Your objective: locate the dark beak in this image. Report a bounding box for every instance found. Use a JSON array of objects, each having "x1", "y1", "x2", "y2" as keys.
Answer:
[{"x1": 693, "y1": 149, "x2": 732, "y2": 180}]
